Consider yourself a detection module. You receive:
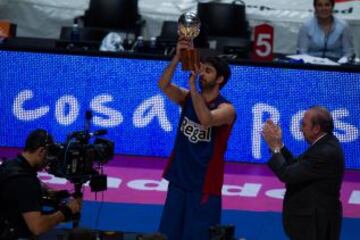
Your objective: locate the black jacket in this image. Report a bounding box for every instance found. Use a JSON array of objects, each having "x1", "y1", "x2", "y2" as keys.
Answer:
[
  {"x1": 268, "y1": 133, "x2": 344, "y2": 215},
  {"x1": 0, "y1": 155, "x2": 42, "y2": 239}
]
